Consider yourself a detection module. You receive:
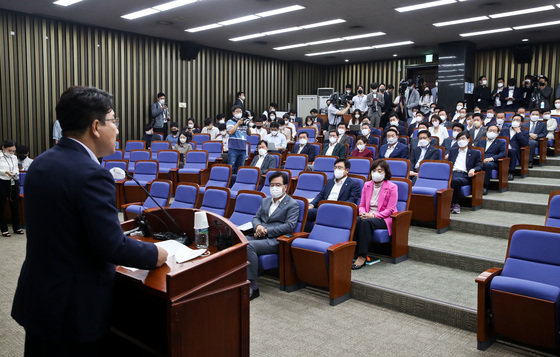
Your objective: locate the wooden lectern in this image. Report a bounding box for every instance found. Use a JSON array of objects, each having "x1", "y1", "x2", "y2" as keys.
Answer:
[{"x1": 111, "y1": 208, "x2": 250, "y2": 356}]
